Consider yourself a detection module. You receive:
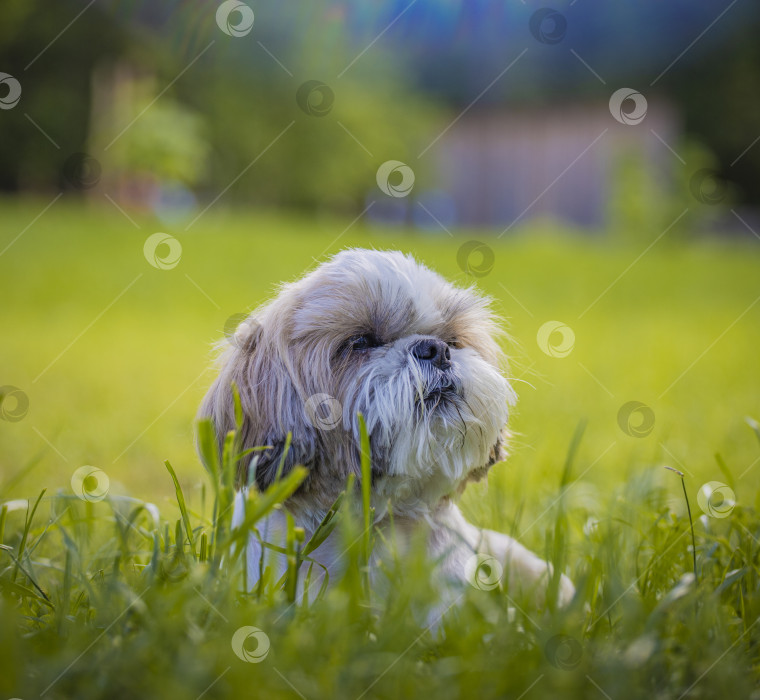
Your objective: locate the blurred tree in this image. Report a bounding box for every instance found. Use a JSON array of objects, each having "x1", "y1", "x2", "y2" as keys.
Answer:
[
  {"x1": 172, "y1": 10, "x2": 440, "y2": 213},
  {"x1": 0, "y1": 0, "x2": 440, "y2": 216},
  {"x1": 0, "y1": 0, "x2": 127, "y2": 190},
  {"x1": 2, "y1": 0, "x2": 758, "y2": 215},
  {"x1": 607, "y1": 141, "x2": 730, "y2": 242},
  {"x1": 664, "y1": 19, "x2": 760, "y2": 207},
  {"x1": 90, "y1": 66, "x2": 210, "y2": 208}
]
